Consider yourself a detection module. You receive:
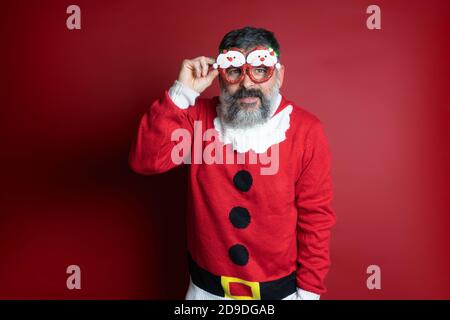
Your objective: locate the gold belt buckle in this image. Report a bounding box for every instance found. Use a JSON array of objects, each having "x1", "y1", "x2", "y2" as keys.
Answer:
[{"x1": 221, "y1": 275, "x2": 261, "y2": 300}]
